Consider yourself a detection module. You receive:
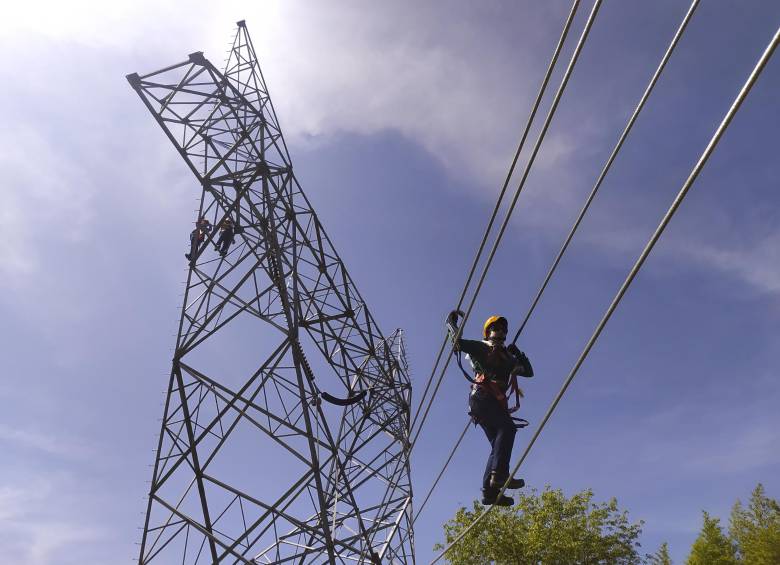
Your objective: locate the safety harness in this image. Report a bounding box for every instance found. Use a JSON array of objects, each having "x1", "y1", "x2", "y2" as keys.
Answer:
[{"x1": 447, "y1": 311, "x2": 529, "y2": 429}]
